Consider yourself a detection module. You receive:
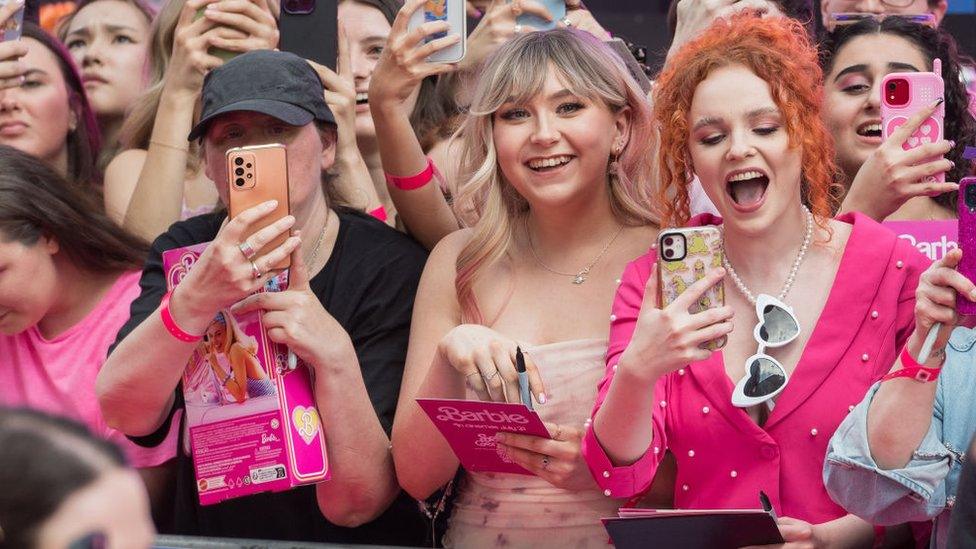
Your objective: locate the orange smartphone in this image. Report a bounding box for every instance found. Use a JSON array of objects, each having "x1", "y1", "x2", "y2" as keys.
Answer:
[
  {"x1": 657, "y1": 226, "x2": 726, "y2": 350},
  {"x1": 227, "y1": 143, "x2": 291, "y2": 270}
]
